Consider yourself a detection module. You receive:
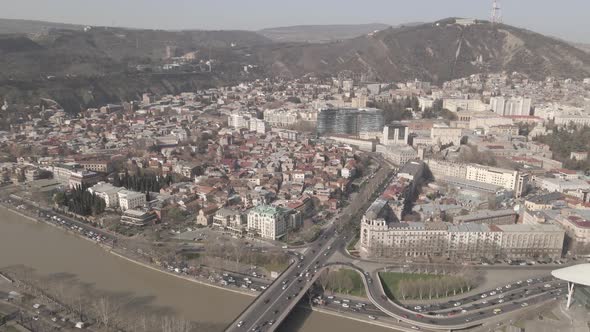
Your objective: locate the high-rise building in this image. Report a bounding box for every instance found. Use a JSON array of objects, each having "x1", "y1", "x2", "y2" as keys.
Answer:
[
  {"x1": 247, "y1": 205, "x2": 288, "y2": 240},
  {"x1": 316, "y1": 108, "x2": 384, "y2": 136},
  {"x1": 381, "y1": 122, "x2": 409, "y2": 145},
  {"x1": 491, "y1": 96, "x2": 532, "y2": 116}
]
